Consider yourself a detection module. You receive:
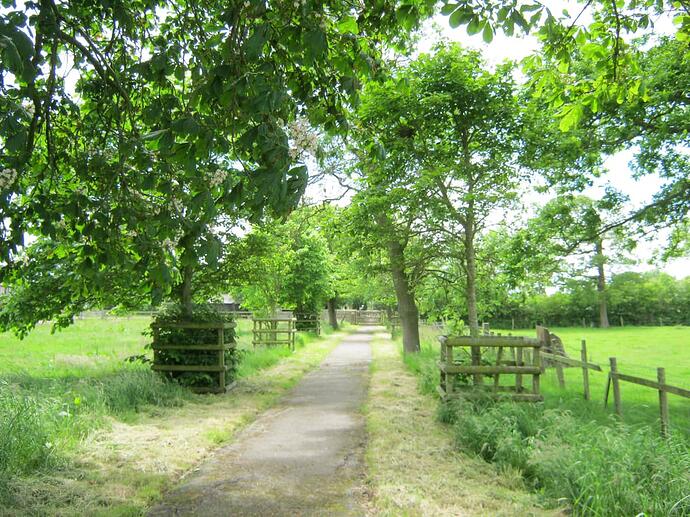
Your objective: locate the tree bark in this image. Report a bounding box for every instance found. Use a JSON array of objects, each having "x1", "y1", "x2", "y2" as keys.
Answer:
[
  {"x1": 178, "y1": 231, "x2": 196, "y2": 319},
  {"x1": 327, "y1": 297, "x2": 338, "y2": 330},
  {"x1": 464, "y1": 214, "x2": 479, "y2": 338},
  {"x1": 377, "y1": 214, "x2": 420, "y2": 353},
  {"x1": 595, "y1": 239, "x2": 610, "y2": 328}
]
